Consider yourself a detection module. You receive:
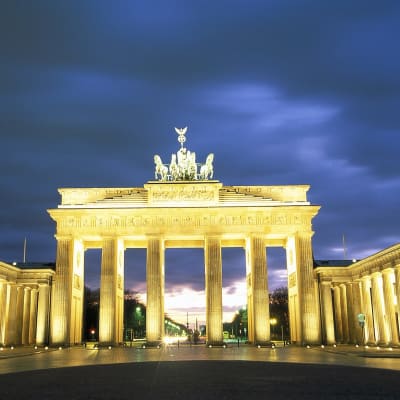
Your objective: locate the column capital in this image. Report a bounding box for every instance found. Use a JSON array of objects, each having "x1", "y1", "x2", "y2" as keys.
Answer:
[
  {"x1": 371, "y1": 271, "x2": 382, "y2": 279},
  {"x1": 381, "y1": 267, "x2": 394, "y2": 275},
  {"x1": 37, "y1": 279, "x2": 51, "y2": 286},
  {"x1": 54, "y1": 234, "x2": 73, "y2": 241},
  {"x1": 360, "y1": 274, "x2": 371, "y2": 283}
]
